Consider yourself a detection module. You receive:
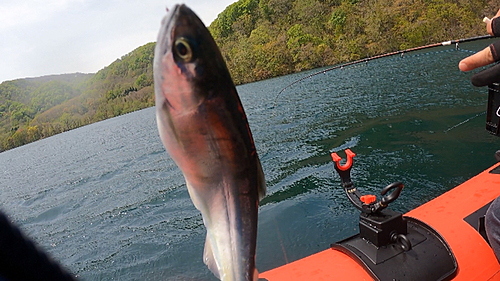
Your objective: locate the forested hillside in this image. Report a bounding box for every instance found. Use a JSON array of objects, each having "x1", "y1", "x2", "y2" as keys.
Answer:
[
  {"x1": 0, "y1": 0, "x2": 497, "y2": 151},
  {"x1": 209, "y1": 0, "x2": 496, "y2": 84},
  {"x1": 0, "y1": 43, "x2": 155, "y2": 151}
]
